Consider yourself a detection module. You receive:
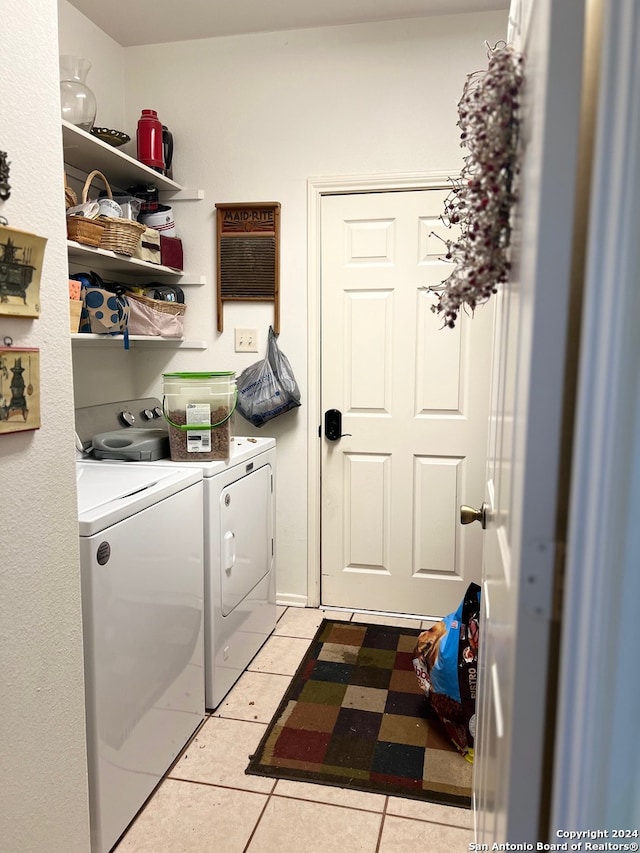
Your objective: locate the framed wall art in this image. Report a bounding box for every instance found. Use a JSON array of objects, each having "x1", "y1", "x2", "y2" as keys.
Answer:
[
  {"x1": 0, "y1": 223, "x2": 47, "y2": 319},
  {"x1": 0, "y1": 346, "x2": 40, "y2": 434}
]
